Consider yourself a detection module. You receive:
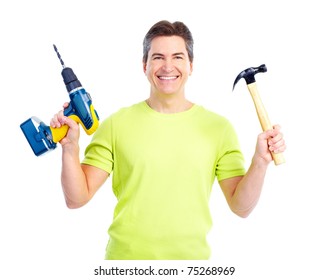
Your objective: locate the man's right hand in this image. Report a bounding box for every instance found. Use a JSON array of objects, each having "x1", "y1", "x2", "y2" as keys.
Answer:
[{"x1": 50, "y1": 102, "x2": 80, "y2": 147}]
